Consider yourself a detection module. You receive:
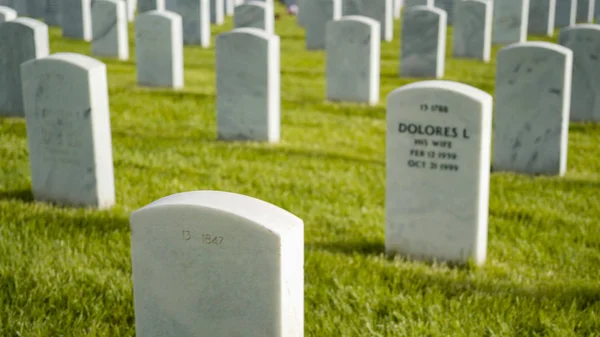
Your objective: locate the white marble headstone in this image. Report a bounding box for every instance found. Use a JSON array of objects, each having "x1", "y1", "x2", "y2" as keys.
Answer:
[
  {"x1": 434, "y1": 0, "x2": 454, "y2": 24},
  {"x1": 0, "y1": 5, "x2": 16, "y2": 23},
  {"x1": 528, "y1": 0, "x2": 556, "y2": 36},
  {"x1": 492, "y1": 0, "x2": 529, "y2": 45},
  {"x1": 304, "y1": 0, "x2": 341, "y2": 50},
  {"x1": 224, "y1": 0, "x2": 234, "y2": 15},
  {"x1": 326, "y1": 16, "x2": 380, "y2": 105},
  {"x1": 0, "y1": 18, "x2": 49, "y2": 117},
  {"x1": 234, "y1": 1, "x2": 274, "y2": 34},
  {"x1": 559, "y1": 24, "x2": 600, "y2": 121},
  {"x1": 386, "y1": 80, "x2": 492, "y2": 266},
  {"x1": 21, "y1": 53, "x2": 116, "y2": 208},
  {"x1": 555, "y1": 0, "x2": 576, "y2": 27},
  {"x1": 493, "y1": 42, "x2": 572, "y2": 176},
  {"x1": 342, "y1": 0, "x2": 360, "y2": 15},
  {"x1": 452, "y1": 0, "x2": 492, "y2": 62},
  {"x1": 394, "y1": 0, "x2": 403, "y2": 17},
  {"x1": 135, "y1": 11, "x2": 184, "y2": 88},
  {"x1": 138, "y1": 0, "x2": 165, "y2": 13},
  {"x1": 61, "y1": 0, "x2": 92, "y2": 41},
  {"x1": 211, "y1": 0, "x2": 224, "y2": 24},
  {"x1": 126, "y1": 0, "x2": 138, "y2": 21},
  {"x1": 92, "y1": 0, "x2": 129, "y2": 60},
  {"x1": 172, "y1": 0, "x2": 210, "y2": 46},
  {"x1": 576, "y1": 0, "x2": 594, "y2": 22},
  {"x1": 130, "y1": 190, "x2": 304, "y2": 337},
  {"x1": 216, "y1": 28, "x2": 280, "y2": 142},
  {"x1": 44, "y1": 0, "x2": 62, "y2": 26},
  {"x1": 340, "y1": 0, "x2": 392, "y2": 41},
  {"x1": 400, "y1": 6, "x2": 446, "y2": 78},
  {"x1": 404, "y1": 0, "x2": 433, "y2": 8}
]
